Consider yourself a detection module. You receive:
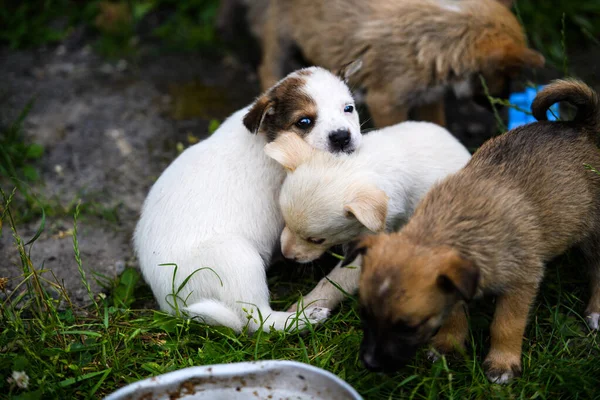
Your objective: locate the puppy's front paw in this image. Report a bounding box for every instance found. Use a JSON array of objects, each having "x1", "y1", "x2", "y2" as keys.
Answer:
[
  {"x1": 483, "y1": 357, "x2": 521, "y2": 384},
  {"x1": 585, "y1": 312, "x2": 600, "y2": 330},
  {"x1": 430, "y1": 333, "x2": 466, "y2": 356},
  {"x1": 288, "y1": 298, "x2": 333, "y2": 313},
  {"x1": 426, "y1": 349, "x2": 441, "y2": 363},
  {"x1": 306, "y1": 306, "x2": 330, "y2": 324}
]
